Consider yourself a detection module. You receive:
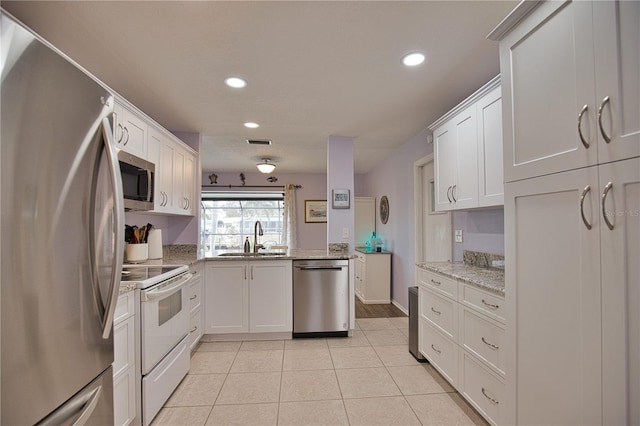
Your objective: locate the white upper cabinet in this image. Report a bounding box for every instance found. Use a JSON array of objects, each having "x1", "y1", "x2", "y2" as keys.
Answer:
[
  {"x1": 593, "y1": 1, "x2": 640, "y2": 164},
  {"x1": 147, "y1": 126, "x2": 196, "y2": 216},
  {"x1": 113, "y1": 101, "x2": 147, "y2": 159},
  {"x1": 431, "y1": 77, "x2": 503, "y2": 211},
  {"x1": 497, "y1": 0, "x2": 639, "y2": 183}
]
